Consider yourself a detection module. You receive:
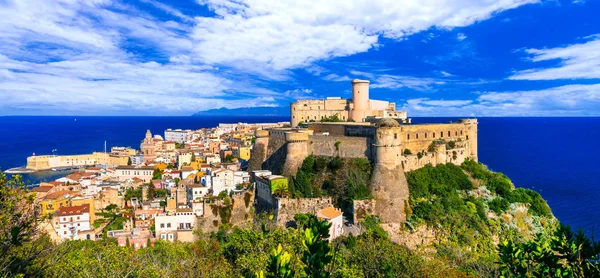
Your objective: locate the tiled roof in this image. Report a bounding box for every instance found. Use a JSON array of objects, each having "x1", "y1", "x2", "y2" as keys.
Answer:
[
  {"x1": 317, "y1": 207, "x2": 343, "y2": 220},
  {"x1": 32, "y1": 186, "x2": 53, "y2": 193},
  {"x1": 57, "y1": 204, "x2": 90, "y2": 216}
]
